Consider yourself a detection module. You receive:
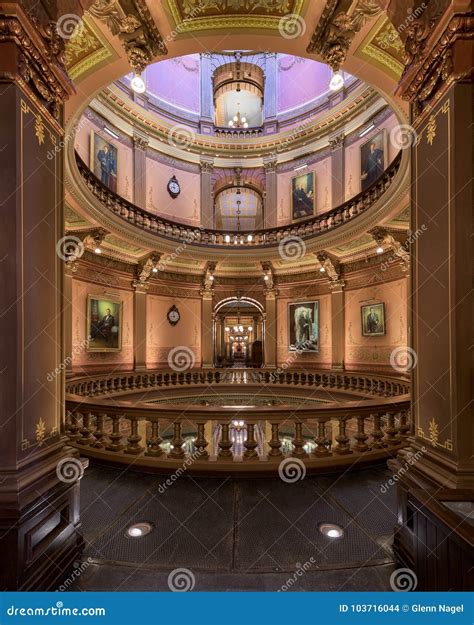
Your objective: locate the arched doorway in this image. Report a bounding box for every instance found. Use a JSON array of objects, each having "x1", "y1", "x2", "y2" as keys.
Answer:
[{"x1": 214, "y1": 298, "x2": 264, "y2": 368}]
